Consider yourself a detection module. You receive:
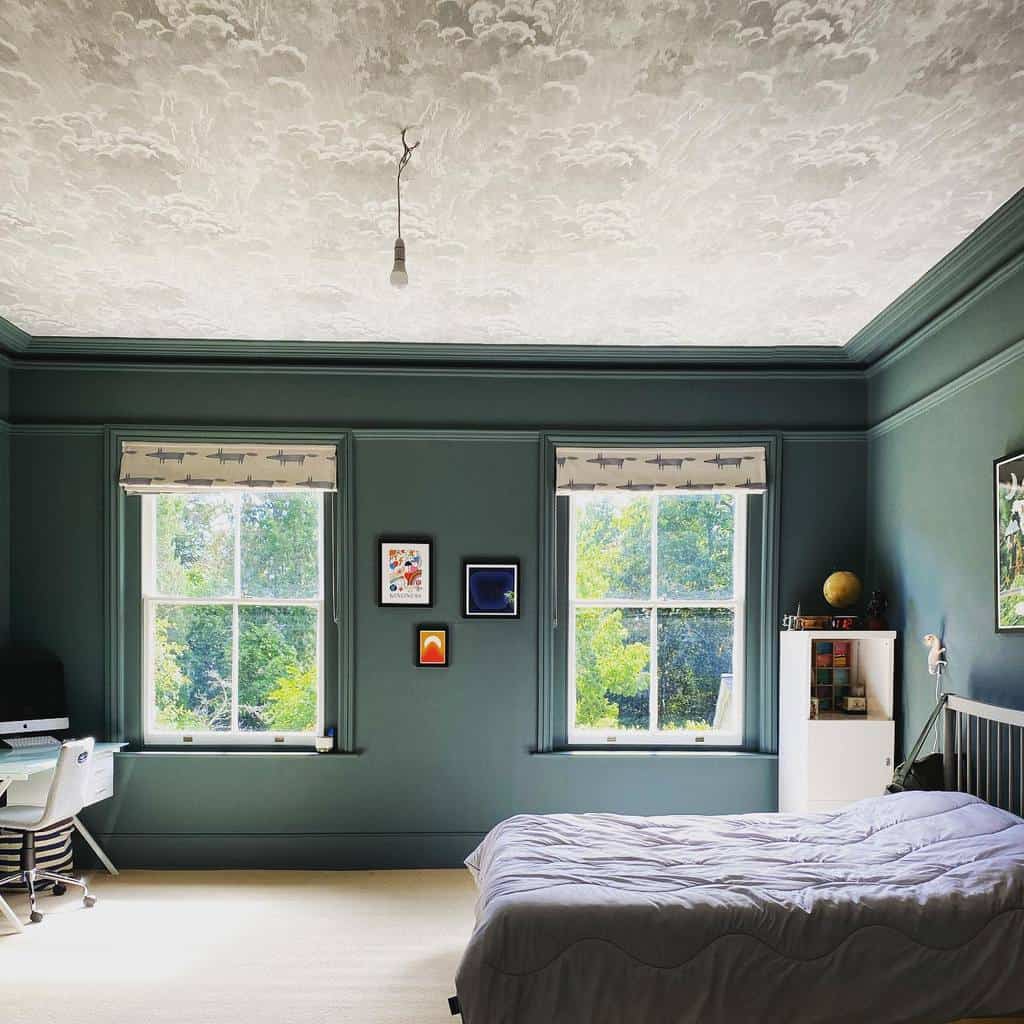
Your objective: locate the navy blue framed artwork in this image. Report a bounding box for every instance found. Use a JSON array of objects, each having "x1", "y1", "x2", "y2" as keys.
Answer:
[{"x1": 463, "y1": 561, "x2": 520, "y2": 618}]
